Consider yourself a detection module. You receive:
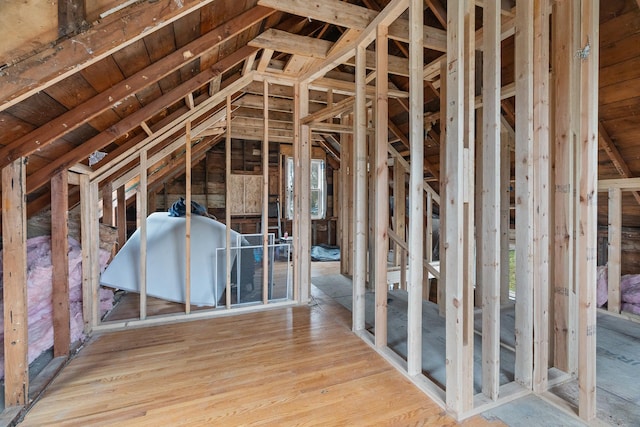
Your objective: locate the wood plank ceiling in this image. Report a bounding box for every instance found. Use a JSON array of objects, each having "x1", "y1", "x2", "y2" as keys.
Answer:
[{"x1": 0, "y1": 0, "x2": 639, "y2": 226}]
